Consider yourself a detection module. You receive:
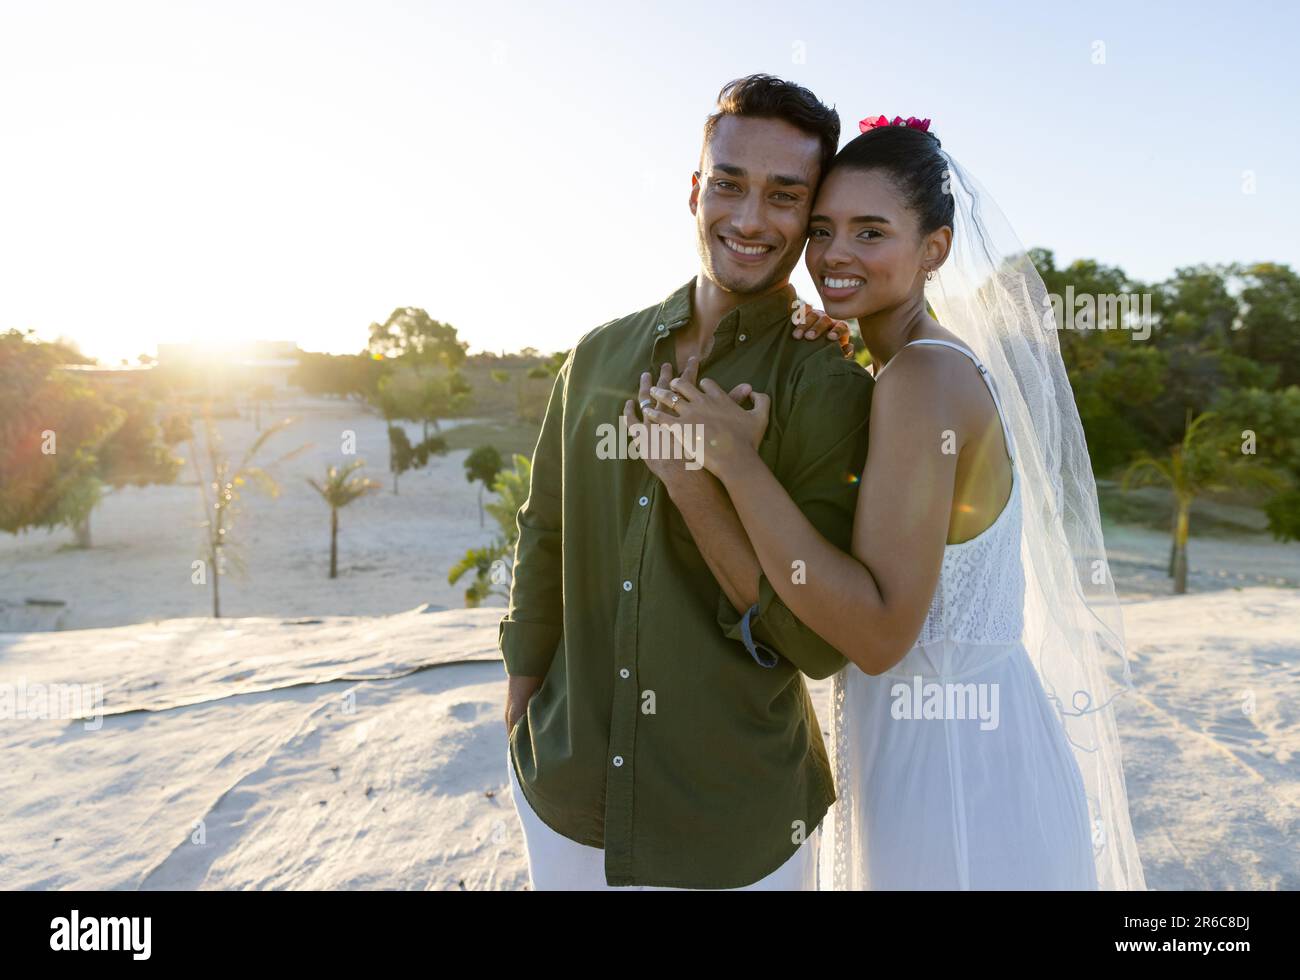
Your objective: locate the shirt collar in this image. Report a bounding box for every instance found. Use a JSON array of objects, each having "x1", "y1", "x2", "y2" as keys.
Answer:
[
  {"x1": 649, "y1": 279, "x2": 694, "y2": 337},
  {"x1": 650, "y1": 277, "x2": 798, "y2": 339}
]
